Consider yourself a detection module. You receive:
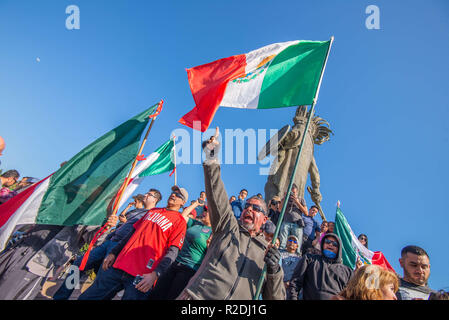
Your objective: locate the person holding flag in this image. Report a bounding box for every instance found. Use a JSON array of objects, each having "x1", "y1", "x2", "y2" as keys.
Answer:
[
  {"x1": 176, "y1": 131, "x2": 285, "y2": 300},
  {"x1": 78, "y1": 186, "x2": 188, "y2": 300},
  {"x1": 287, "y1": 232, "x2": 353, "y2": 300},
  {"x1": 52, "y1": 188, "x2": 162, "y2": 300}
]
